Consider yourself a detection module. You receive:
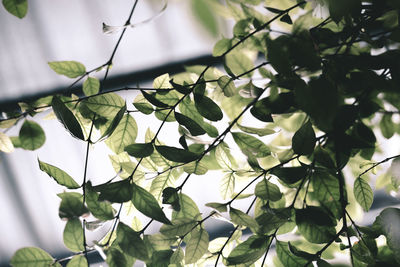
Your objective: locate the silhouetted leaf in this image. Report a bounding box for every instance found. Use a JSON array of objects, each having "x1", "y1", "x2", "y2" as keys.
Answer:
[
  {"x1": 155, "y1": 145, "x2": 200, "y2": 163},
  {"x1": 117, "y1": 223, "x2": 149, "y2": 261},
  {"x1": 280, "y1": 14, "x2": 292, "y2": 24},
  {"x1": 185, "y1": 228, "x2": 209, "y2": 264},
  {"x1": 52, "y1": 96, "x2": 84, "y2": 140},
  {"x1": 133, "y1": 94, "x2": 154, "y2": 114},
  {"x1": 97, "y1": 179, "x2": 133, "y2": 203},
  {"x1": 83, "y1": 77, "x2": 100, "y2": 96},
  {"x1": 292, "y1": 120, "x2": 316, "y2": 155},
  {"x1": 63, "y1": 218, "x2": 84, "y2": 252},
  {"x1": 125, "y1": 143, "x2": 154, "y2": 158},
  {"x1": 10, "y1": 247, "x2": 53, "y2": 267},
  {"x1": 354, "y1": 178, "x2": 374, "y2": 211},
  {"x1": 38, "y1": 159, "x2": 80, "y2": 189},
  {"x1": 194, "y1": 94, "x2": 223, "y2": 121},
  {"x1": 19, "y1": 120, "x2": 46, "y2": 150},
  {"x1": 271, "y1": 166, "x2": 307, "y2": 185},
  {"x1": 48, "y1": 61, "x2": 86, "y2": 78},
  {"x1": 175, "y1": 112, "x2": 205, "y2": 136},
  {"x1": 142, "y1": 91, "x2": 169, "y2": 108},
  {"x1": 162, "y1": 187, "x2": 180, "y2": 211}
]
